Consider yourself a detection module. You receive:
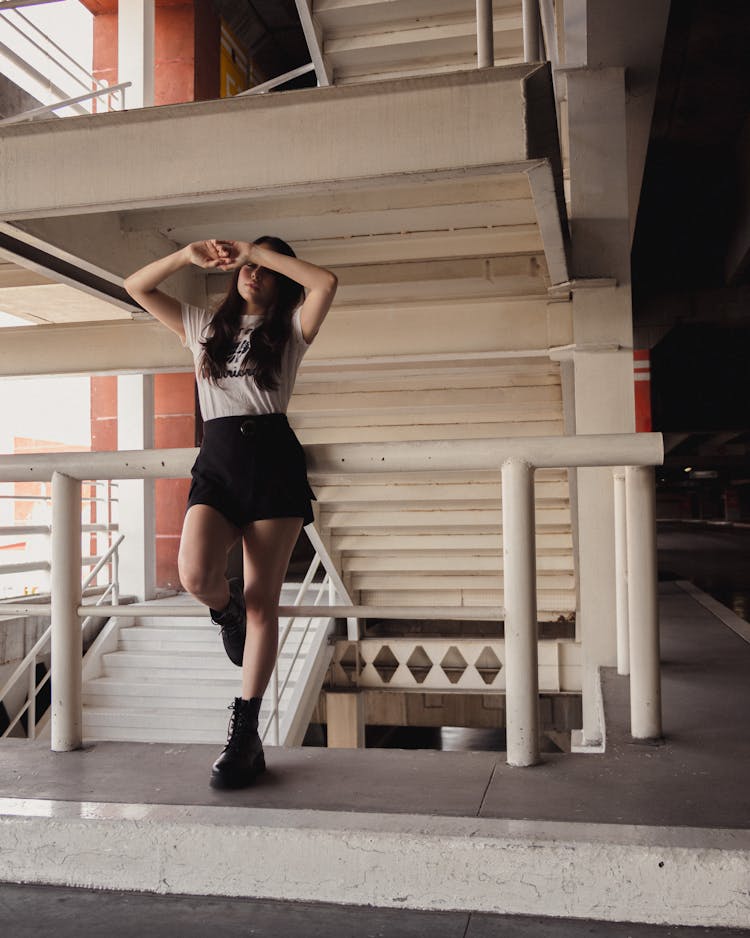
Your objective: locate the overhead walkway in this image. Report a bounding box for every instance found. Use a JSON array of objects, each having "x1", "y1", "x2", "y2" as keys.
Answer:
[{"x1": 1, "y1": 583, "x2": 748, "y2": 928}]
